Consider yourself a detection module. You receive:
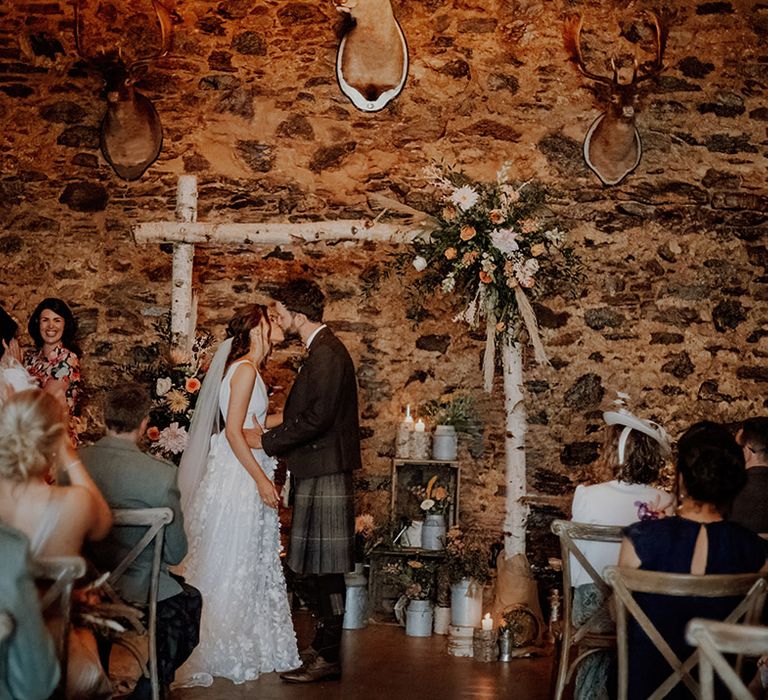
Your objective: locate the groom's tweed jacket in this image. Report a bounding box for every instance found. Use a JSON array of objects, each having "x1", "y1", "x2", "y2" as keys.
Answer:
[{"x1": 262, "y1": 326, "x2": 362, "y2": 479}]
